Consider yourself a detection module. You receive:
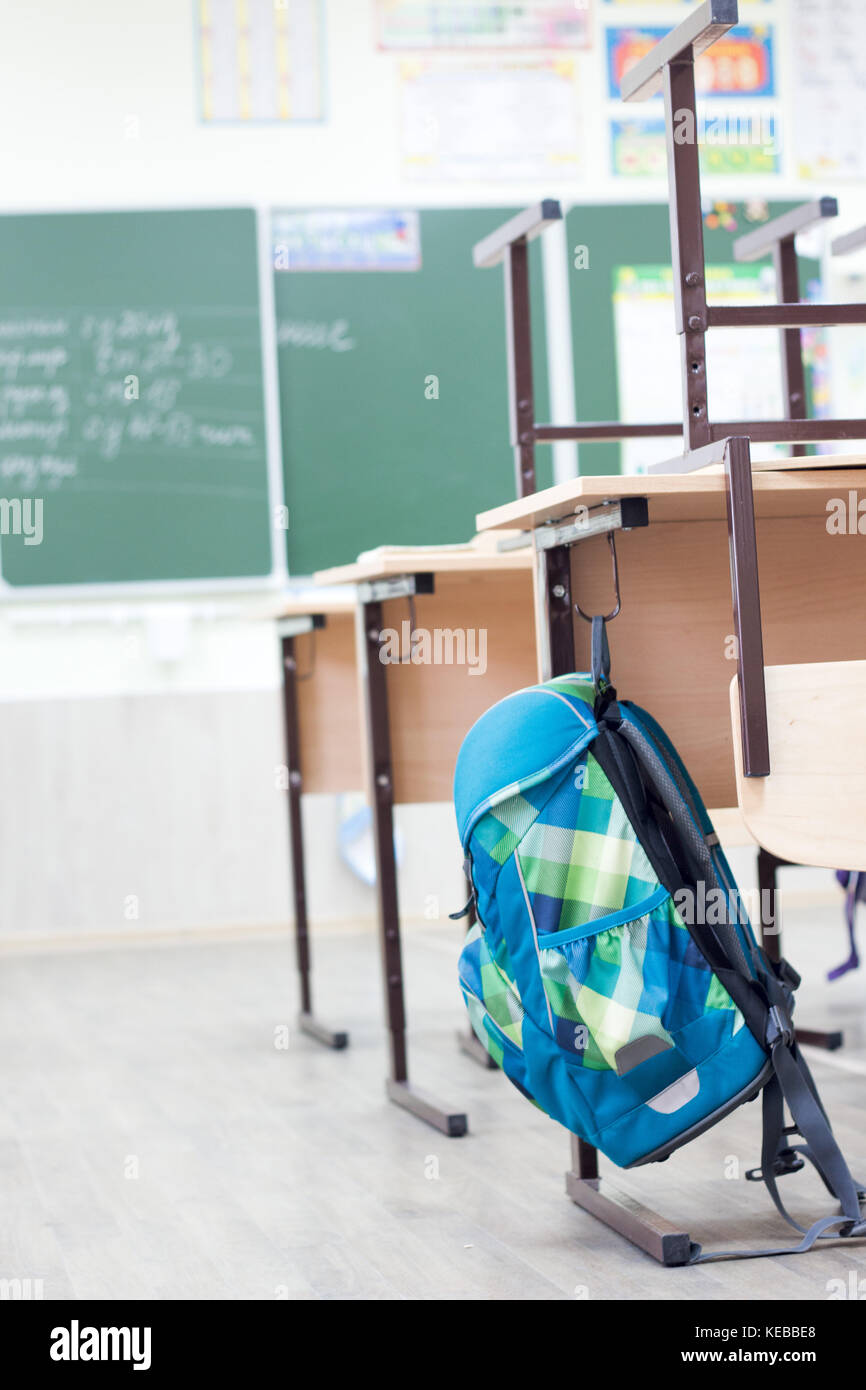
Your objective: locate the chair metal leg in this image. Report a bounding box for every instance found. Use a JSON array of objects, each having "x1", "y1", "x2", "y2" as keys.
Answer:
[{"x1": 757, "y1": 848, "x2": 843, "y2": 1052}]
